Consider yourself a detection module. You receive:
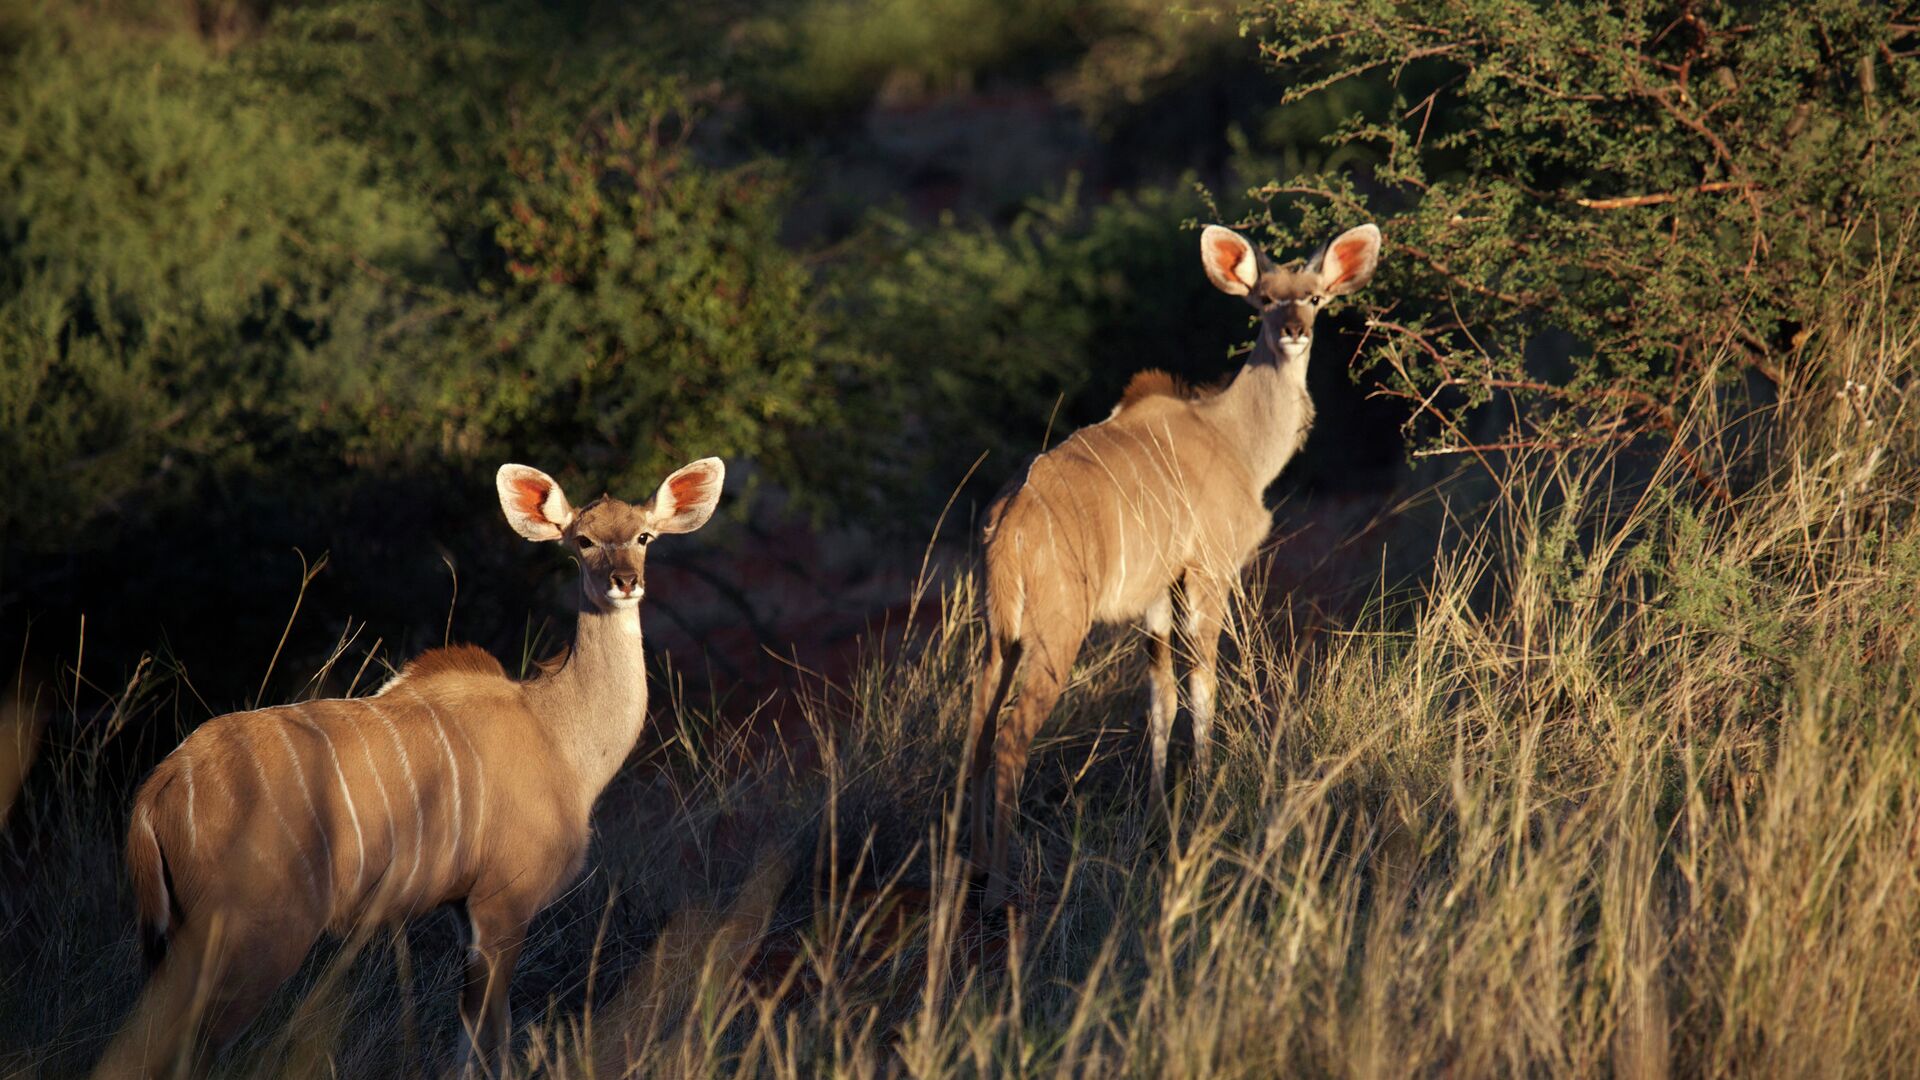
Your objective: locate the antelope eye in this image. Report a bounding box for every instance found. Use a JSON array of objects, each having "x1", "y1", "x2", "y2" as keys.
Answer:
[
  {"x1": 577, "y1": 536, "x2": 596, "y2": 550},
  {"x1": 1309, "y1": 294, "x2": 1324, "y2": 307},
  {"x1": 637, "y1": 533, "x2": 655, "y2": 546}
]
